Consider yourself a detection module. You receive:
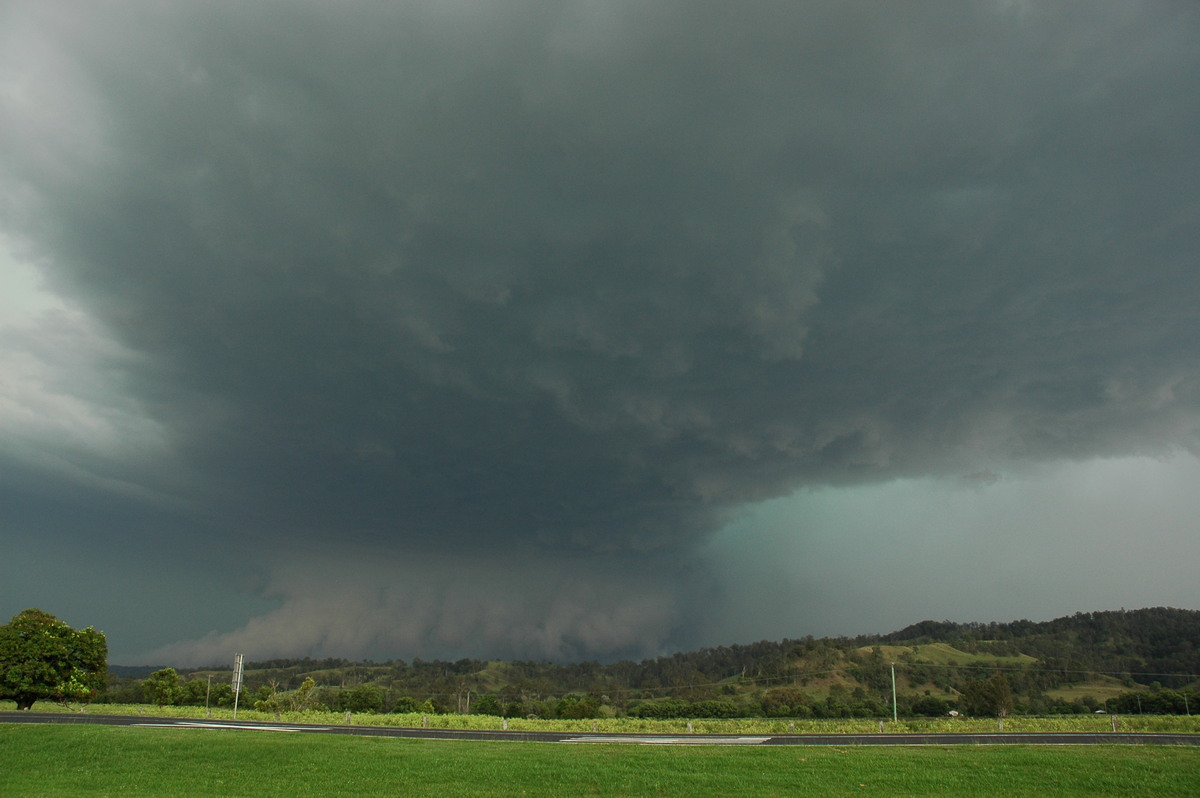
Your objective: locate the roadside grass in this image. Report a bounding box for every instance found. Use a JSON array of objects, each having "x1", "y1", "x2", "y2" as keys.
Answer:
[
  {"x1": 5, "y1": 701, "x2": 1199, "y2": 735},
  {"x1": 1, "y1": 724, "x2": 1198, "y2": 797}
]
